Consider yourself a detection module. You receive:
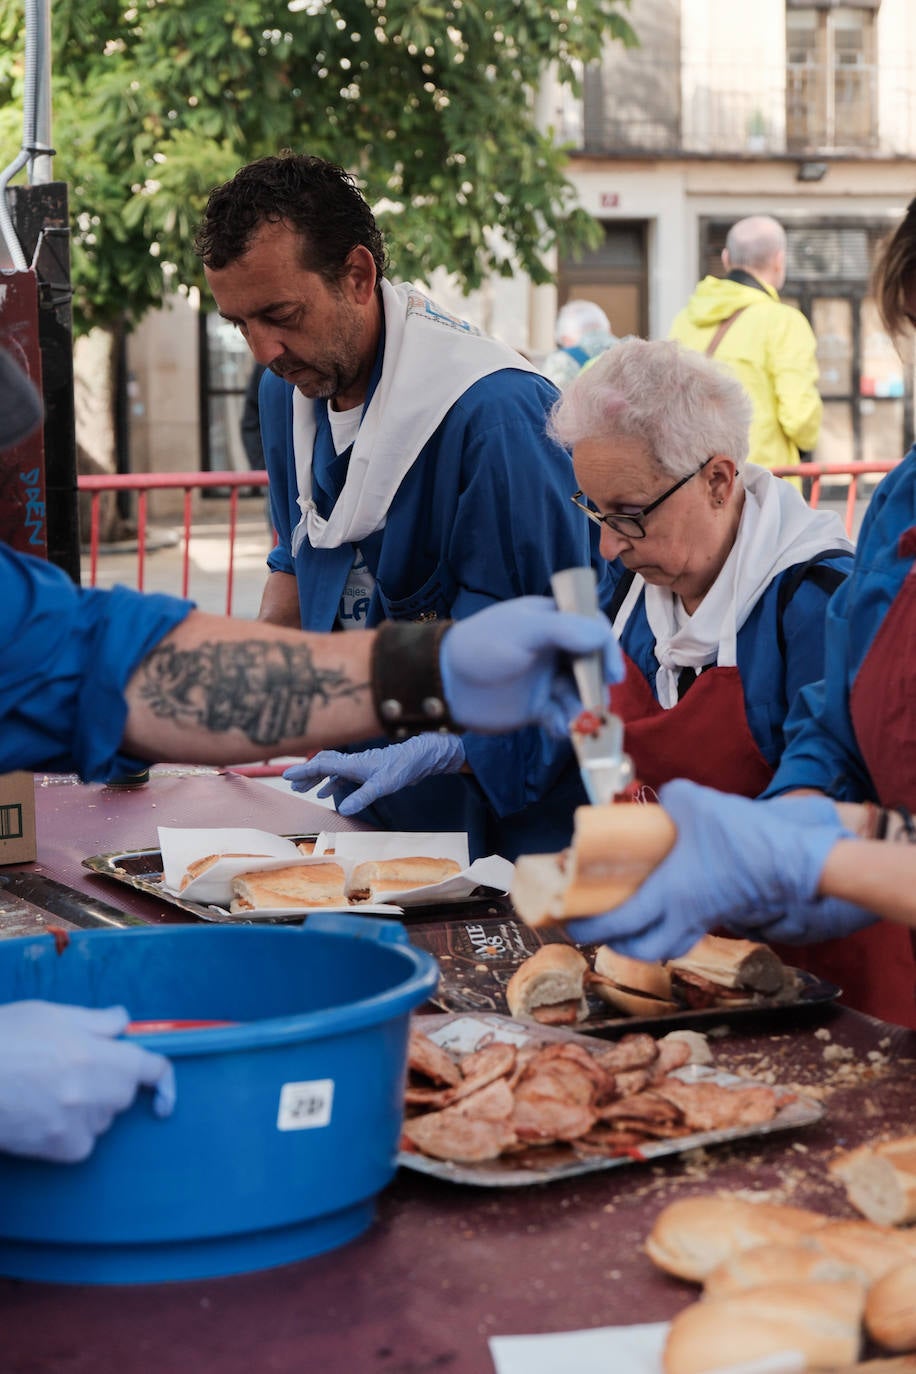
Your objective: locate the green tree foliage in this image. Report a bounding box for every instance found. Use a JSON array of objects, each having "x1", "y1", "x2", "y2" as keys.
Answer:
[{"x1": 0, "y1": 0, "x2": 636, "y2": 334}]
